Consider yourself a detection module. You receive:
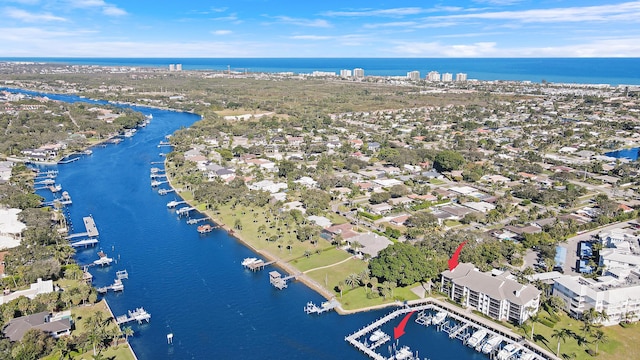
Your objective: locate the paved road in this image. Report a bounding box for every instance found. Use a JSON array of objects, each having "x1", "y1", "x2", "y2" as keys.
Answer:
[{"x1": 560, "y1": 220, "x2": 636, "y2": 275}]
